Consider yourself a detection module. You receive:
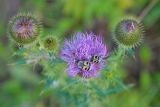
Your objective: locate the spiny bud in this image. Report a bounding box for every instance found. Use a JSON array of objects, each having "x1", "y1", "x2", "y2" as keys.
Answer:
[
  {"x1": 43, "y1": 36, "x2": 57, "y2": 51},
  {"x1": 114, "y1": 18, "x2": 144, "y2": 48},
  {"x1": 8, "y1": 13, "x2": 42, "y2": 44}
]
